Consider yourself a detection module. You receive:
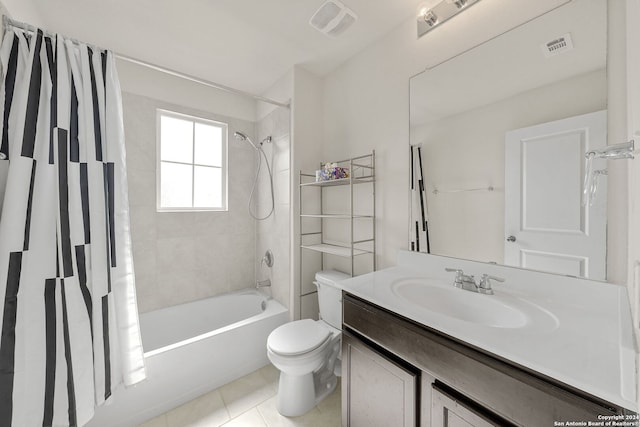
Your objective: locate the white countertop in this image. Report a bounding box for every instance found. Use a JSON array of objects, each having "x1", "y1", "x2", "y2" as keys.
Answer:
[{"x1": 339, "y1": 251, "x2": 638, "y2": 412}]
